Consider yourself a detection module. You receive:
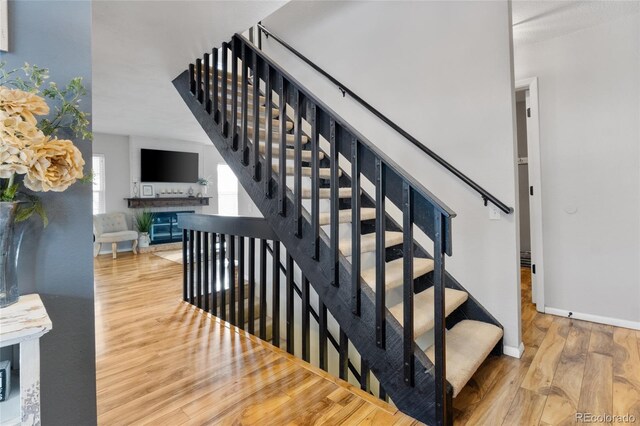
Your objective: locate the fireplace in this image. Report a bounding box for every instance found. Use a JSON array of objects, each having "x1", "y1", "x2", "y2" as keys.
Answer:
[{"x1": 150, "y1": 211, "x2": 194, "y2": 245}]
